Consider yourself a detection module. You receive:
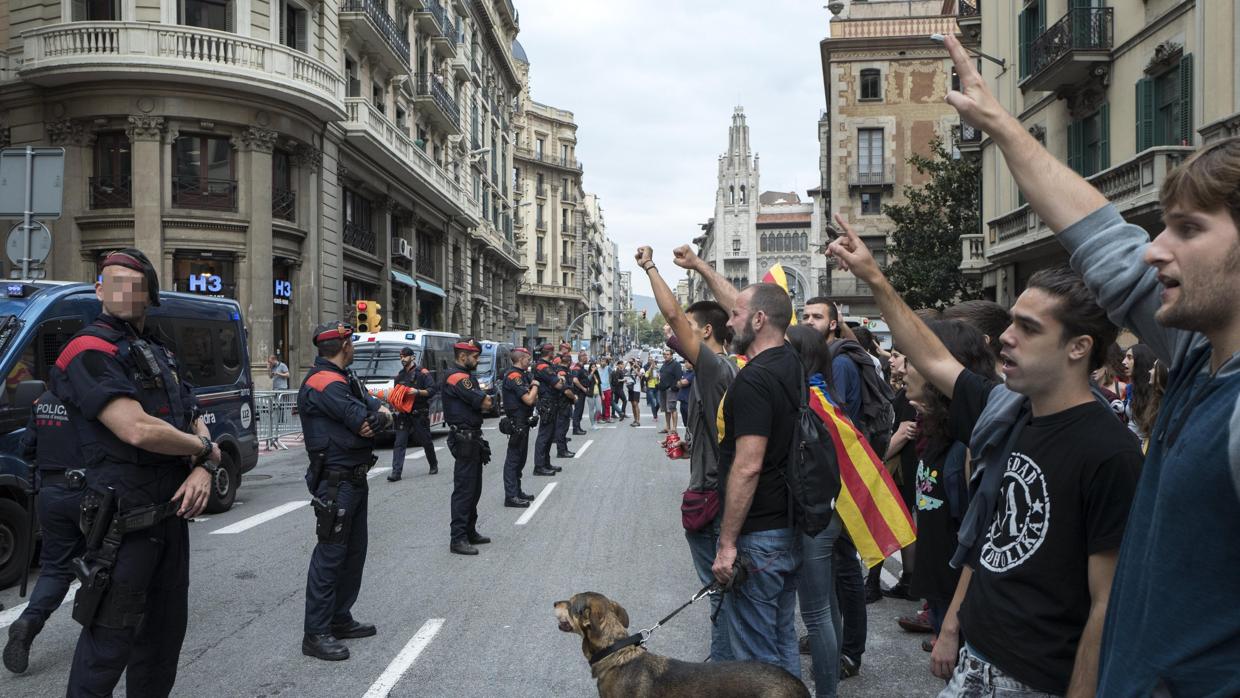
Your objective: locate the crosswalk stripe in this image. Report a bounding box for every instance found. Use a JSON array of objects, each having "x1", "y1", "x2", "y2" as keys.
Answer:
[
  {"x1": 574, "y1": 440, "x2": 594, "y2": 459},
  {"x1": 0, "y1": 581, "x2": 80, "y2": 629},
  {"x1": 209, "y1": 501, "x2": 306, "y2": 535},
  {"x1": 515, "y1": 483, "x2": 557, "y2": 526},
  {"x1": 362, "y1": 618, "x2": 446, "y2": 698}
]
